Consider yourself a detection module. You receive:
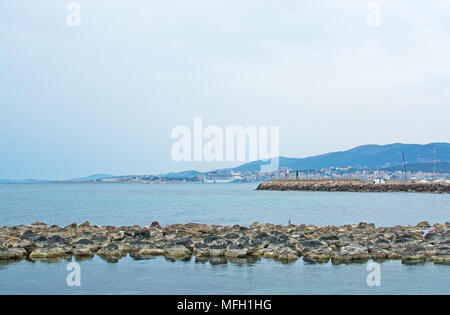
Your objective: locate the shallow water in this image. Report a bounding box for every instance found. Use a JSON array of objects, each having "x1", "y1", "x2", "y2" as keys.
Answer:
[
  {"x1": 0, "y1": 182, "x2": 449, "y2": 294},
  {"x1": 0, "y1": 256, "x2": 449, "y2": 295}
]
